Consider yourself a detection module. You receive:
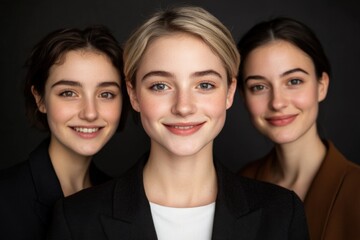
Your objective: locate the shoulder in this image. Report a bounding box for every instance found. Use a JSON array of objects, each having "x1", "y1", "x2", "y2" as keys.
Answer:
[
  {"x1": 239, "y1": 159, "x2": 264, "y2": 178},
  {"x1": 61, "y1": 179, "x2": 117, "y2": 211},
  {"x1": 218, "y1": 161, "x2": 303, "y2": 212},
  {"x1": 59, "y1": 156, "x2": 144, "y2": 215},
  {"x1": 89, "y1": 161, "x2": 112, "y2": 185},
  {"x1": 240, "y1": 175, "x2": 302, "y2": 209},
  {"x1": 238, "y1": 150, "x2": 273, "y2": 178},
  {"x1": 218, "y1": 166, "x2": 308, "y2": 238},
  {"x1": 0, "y1": 160, "x2": 33, "y2": 191},
  {"x1": 340, "y1": 160, "x2": 360, "y2": 198},
  {"x1": 50, "y1": 179, "x2": 118, "y2": 239},
  {"x1": 0, "y1": 161, "x2": 36, "y2": 208},
  {"x1": 326, "y1": 141, "x2": 360, "y2": 186}
]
